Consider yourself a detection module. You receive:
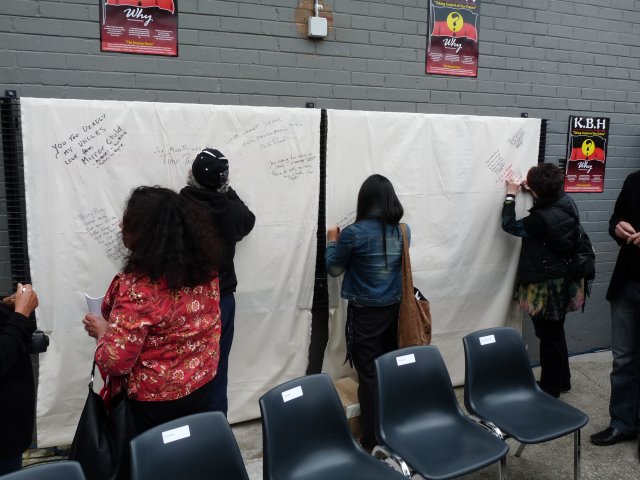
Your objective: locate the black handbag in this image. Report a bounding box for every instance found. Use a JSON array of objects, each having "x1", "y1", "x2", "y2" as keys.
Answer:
[
  {"x1": 69, "y1": 362, "x2": 137, "y2": 480},
  {"x1": 567, "y1": 225, "x2": 596, "y2": 281}
]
